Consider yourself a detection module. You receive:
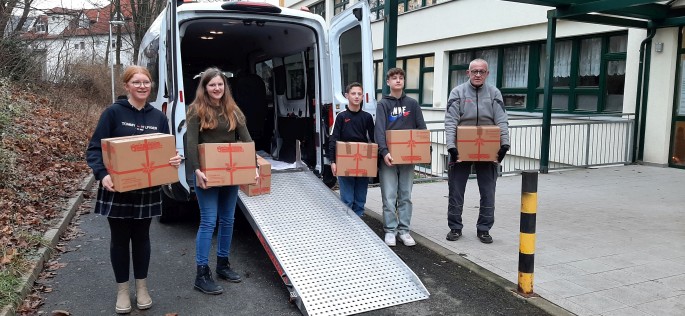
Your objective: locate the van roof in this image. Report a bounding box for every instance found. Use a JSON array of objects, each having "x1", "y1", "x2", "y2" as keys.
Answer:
[{"x1": 177, "y1": 1, "x2": 326, "y2": 24}]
